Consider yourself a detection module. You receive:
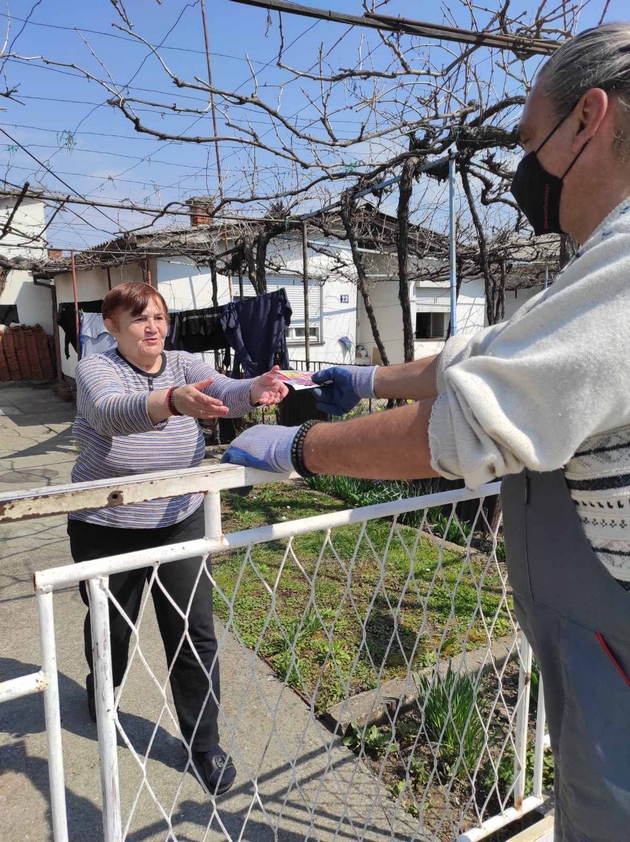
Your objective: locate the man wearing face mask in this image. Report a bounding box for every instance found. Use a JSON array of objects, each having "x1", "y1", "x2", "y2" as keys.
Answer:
[{"x1": 223, "y1": 24, "x2": 630, "y2": 839}]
